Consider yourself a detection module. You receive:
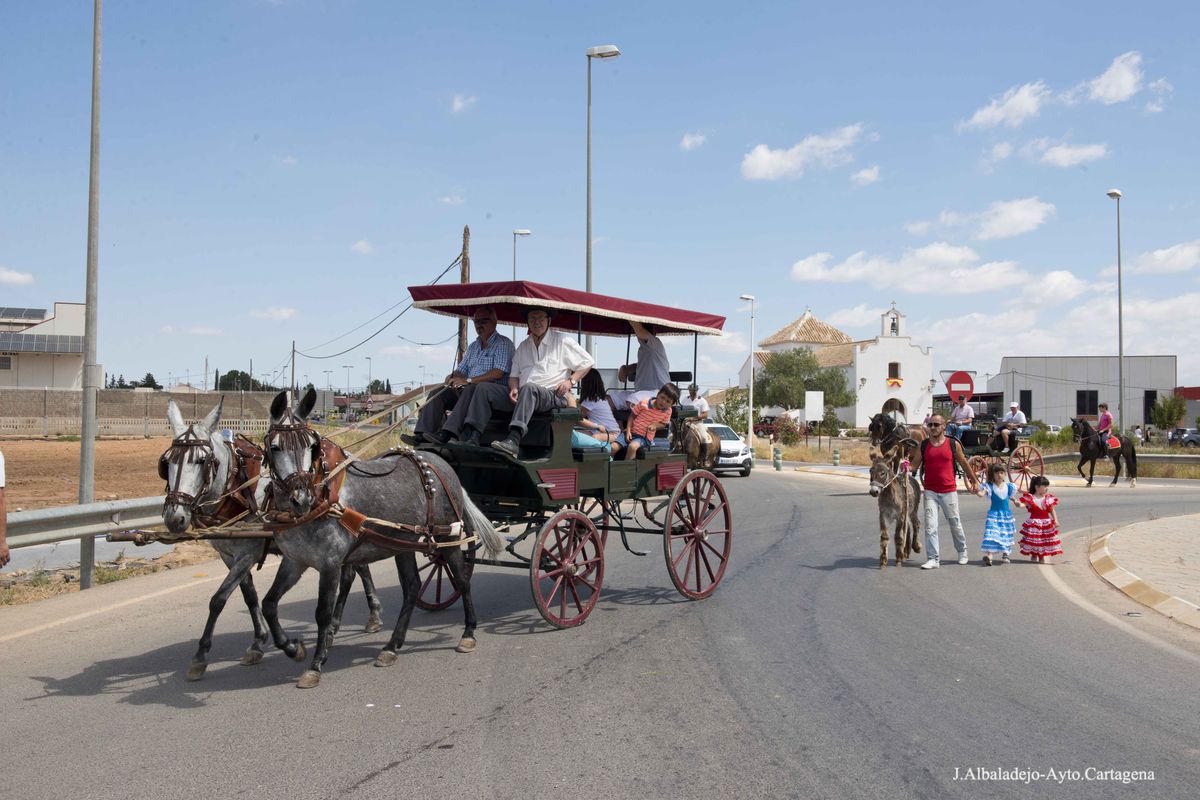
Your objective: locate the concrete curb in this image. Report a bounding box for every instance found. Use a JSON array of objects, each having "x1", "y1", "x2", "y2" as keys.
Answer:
[{"x1": 1089, "y1": 530, "x2": 1200, "y2": 631}]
